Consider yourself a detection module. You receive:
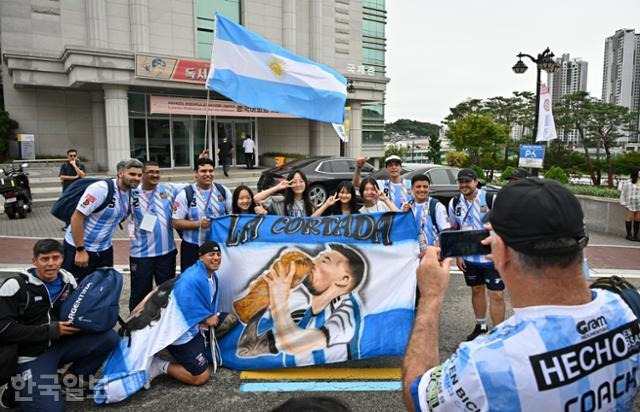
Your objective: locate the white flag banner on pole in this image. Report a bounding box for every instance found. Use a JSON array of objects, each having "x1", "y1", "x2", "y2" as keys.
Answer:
[{"x1": 535, "y1": 83, "x2": 558, "y2": 142}]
